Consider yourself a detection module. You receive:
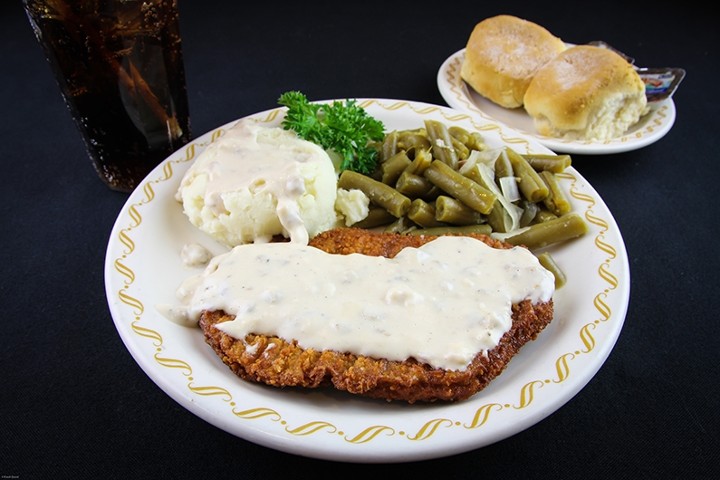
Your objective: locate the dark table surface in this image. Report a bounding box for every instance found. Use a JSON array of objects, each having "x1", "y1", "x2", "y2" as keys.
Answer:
[{"x1": 2, "y1": 1, "x2": 718, "y2": 478}]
